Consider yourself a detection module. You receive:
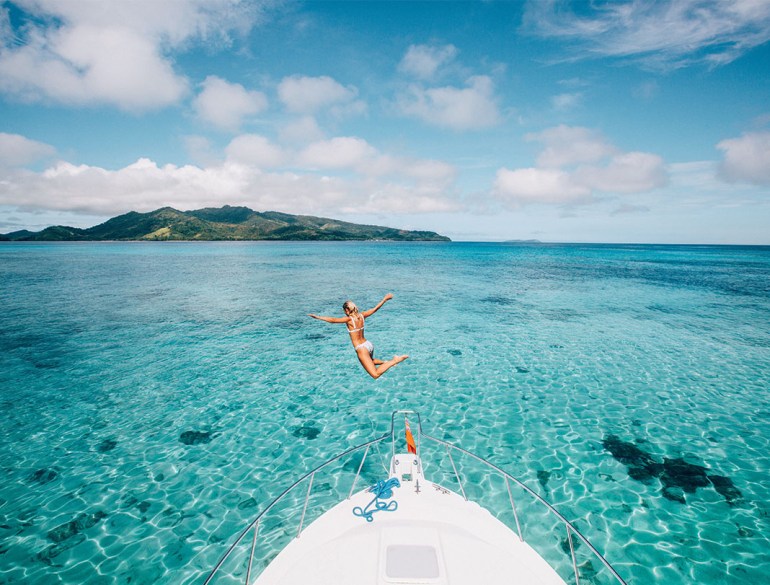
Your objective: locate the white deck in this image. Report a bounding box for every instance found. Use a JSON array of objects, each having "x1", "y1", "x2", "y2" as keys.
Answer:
[{"x1": 254, "y1": 454, "x2": 567, "y2": 585}]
